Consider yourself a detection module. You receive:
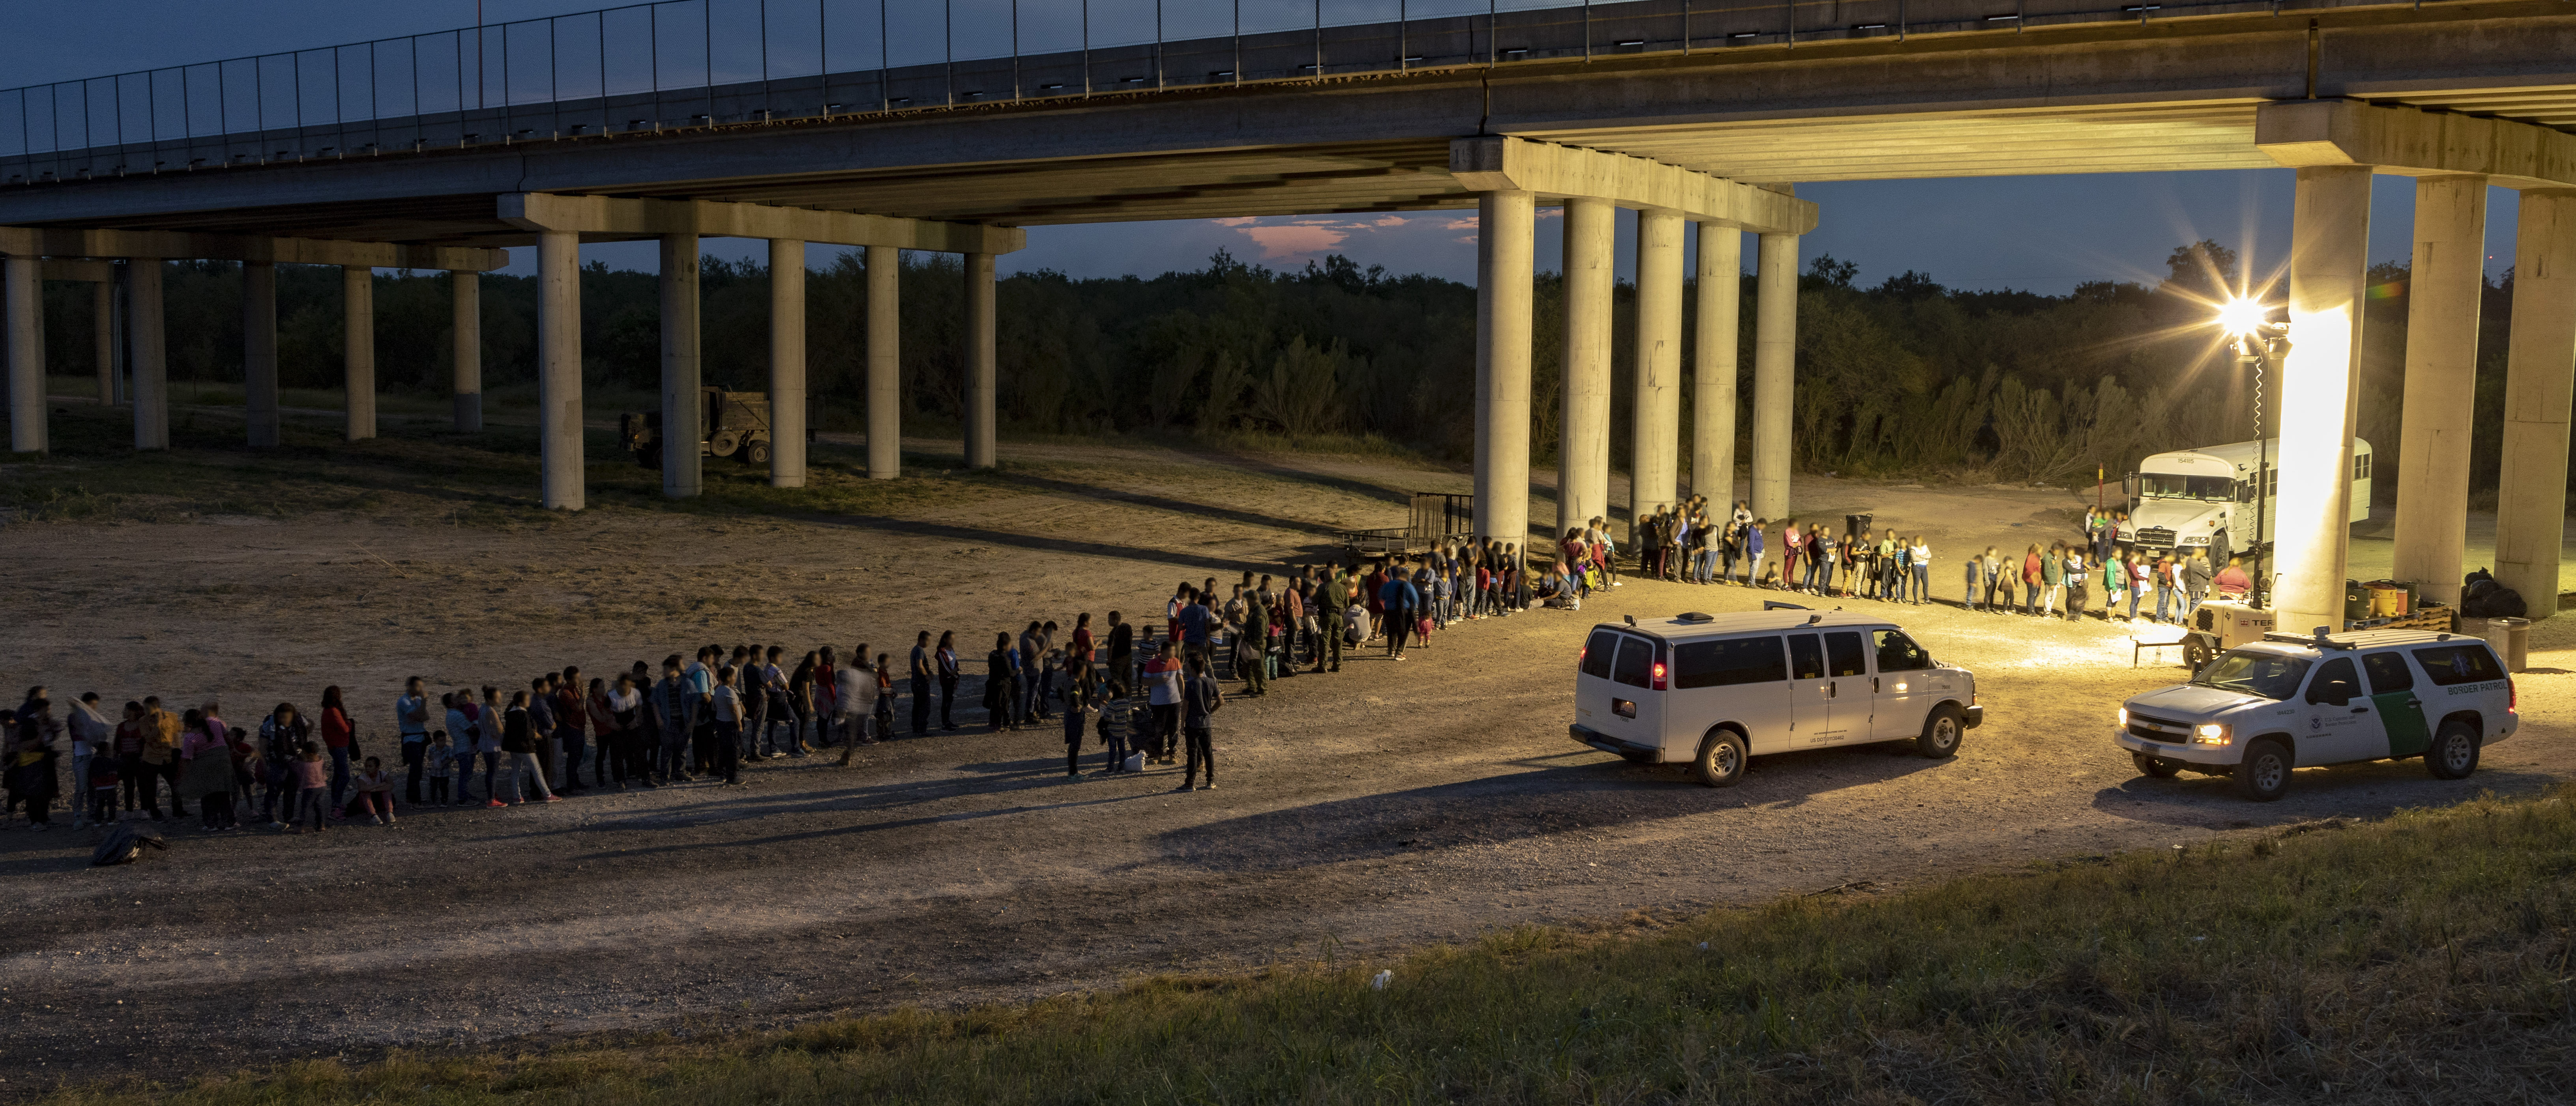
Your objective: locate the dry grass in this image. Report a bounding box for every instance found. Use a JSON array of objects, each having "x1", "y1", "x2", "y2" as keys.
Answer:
[{"x1": 29, "y1": 785, "x2": 2576, "y2": 1105}]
